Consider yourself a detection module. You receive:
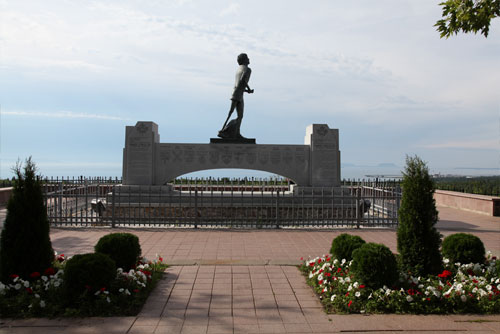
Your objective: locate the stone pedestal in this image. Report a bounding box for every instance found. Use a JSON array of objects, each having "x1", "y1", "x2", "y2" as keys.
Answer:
[{"x1": 123, "y1": 122, "x2": 341, "y2": 187}]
